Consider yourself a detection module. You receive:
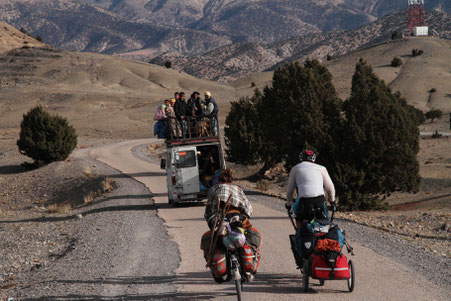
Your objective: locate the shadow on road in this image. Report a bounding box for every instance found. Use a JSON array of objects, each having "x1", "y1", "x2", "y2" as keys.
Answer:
[
  {"x1": 176, "y1": 215, "x2": 288, "y2": 222},
  {"x1": 107, "y1": 171, "x2": 167, "y2": 178},
  {"x1": 19, "y1": 272, "x2": 343, "y2": 300}
]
